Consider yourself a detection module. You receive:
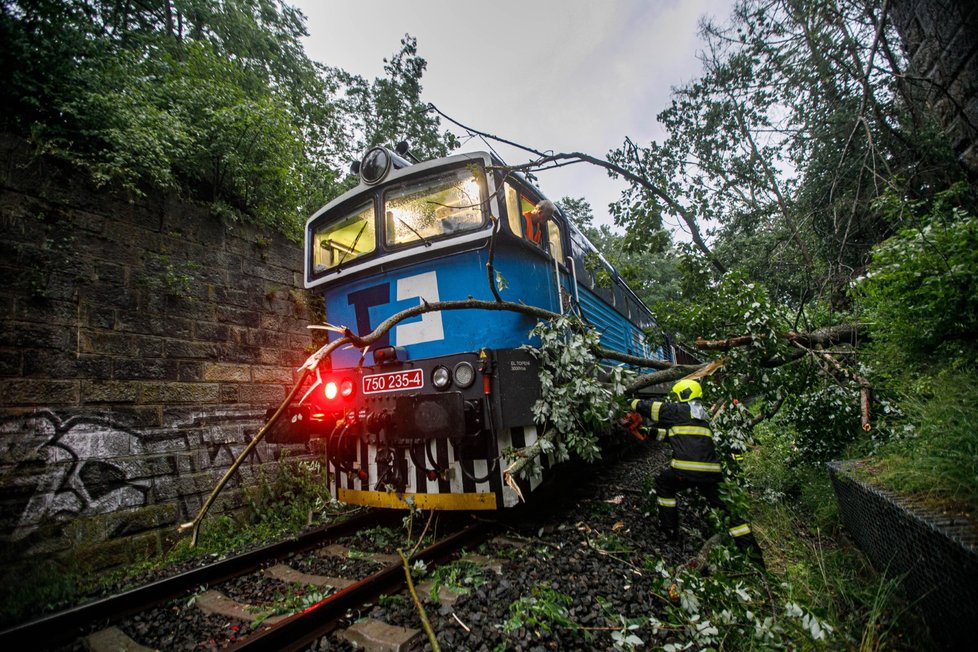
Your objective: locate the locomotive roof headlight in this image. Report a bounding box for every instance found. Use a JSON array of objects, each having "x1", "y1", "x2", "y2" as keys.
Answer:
[
  {"x1": 453, "y1": 361, "x2": 476, "y2": 389},
  {"x1": 340, "y1": 378, "x2": 355, "y2": 399},
  {"x1": 432, "y1": 366, "x2": 452, "y2": 390},
  {"x1": 359, "y1": 147, "x2": 392, "y2": 185}
]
